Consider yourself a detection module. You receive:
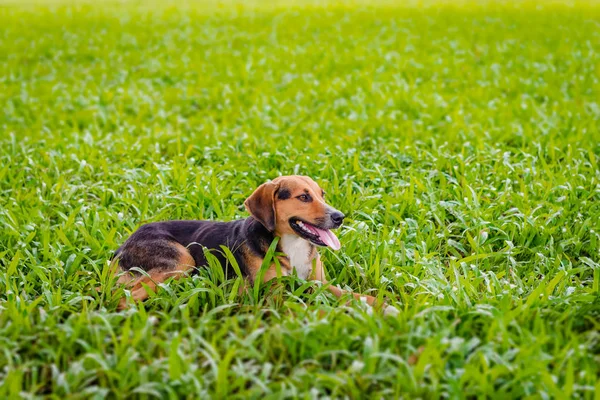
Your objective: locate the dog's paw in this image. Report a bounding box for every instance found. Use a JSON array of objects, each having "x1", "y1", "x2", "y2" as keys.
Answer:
[
  {"x1": 383, "y1": 304, "x2": 400, "y2": 317},
  {"x1": 359, "y1": 295, "x2": 377, "y2": 305}
]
